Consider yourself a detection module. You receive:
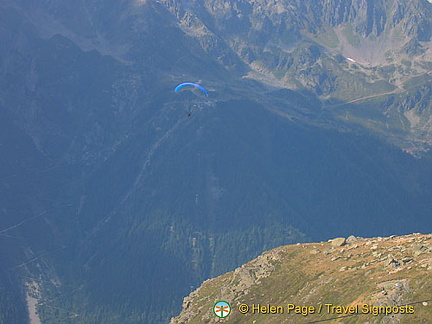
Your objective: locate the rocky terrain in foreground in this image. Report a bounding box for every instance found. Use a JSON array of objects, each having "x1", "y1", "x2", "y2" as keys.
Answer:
[
  {"x1": 2, "y1": 1, "x2": 432, "y2": 322},
  {"x1": 172, "y1": 233, "x2": 432, "y2": 323}
]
